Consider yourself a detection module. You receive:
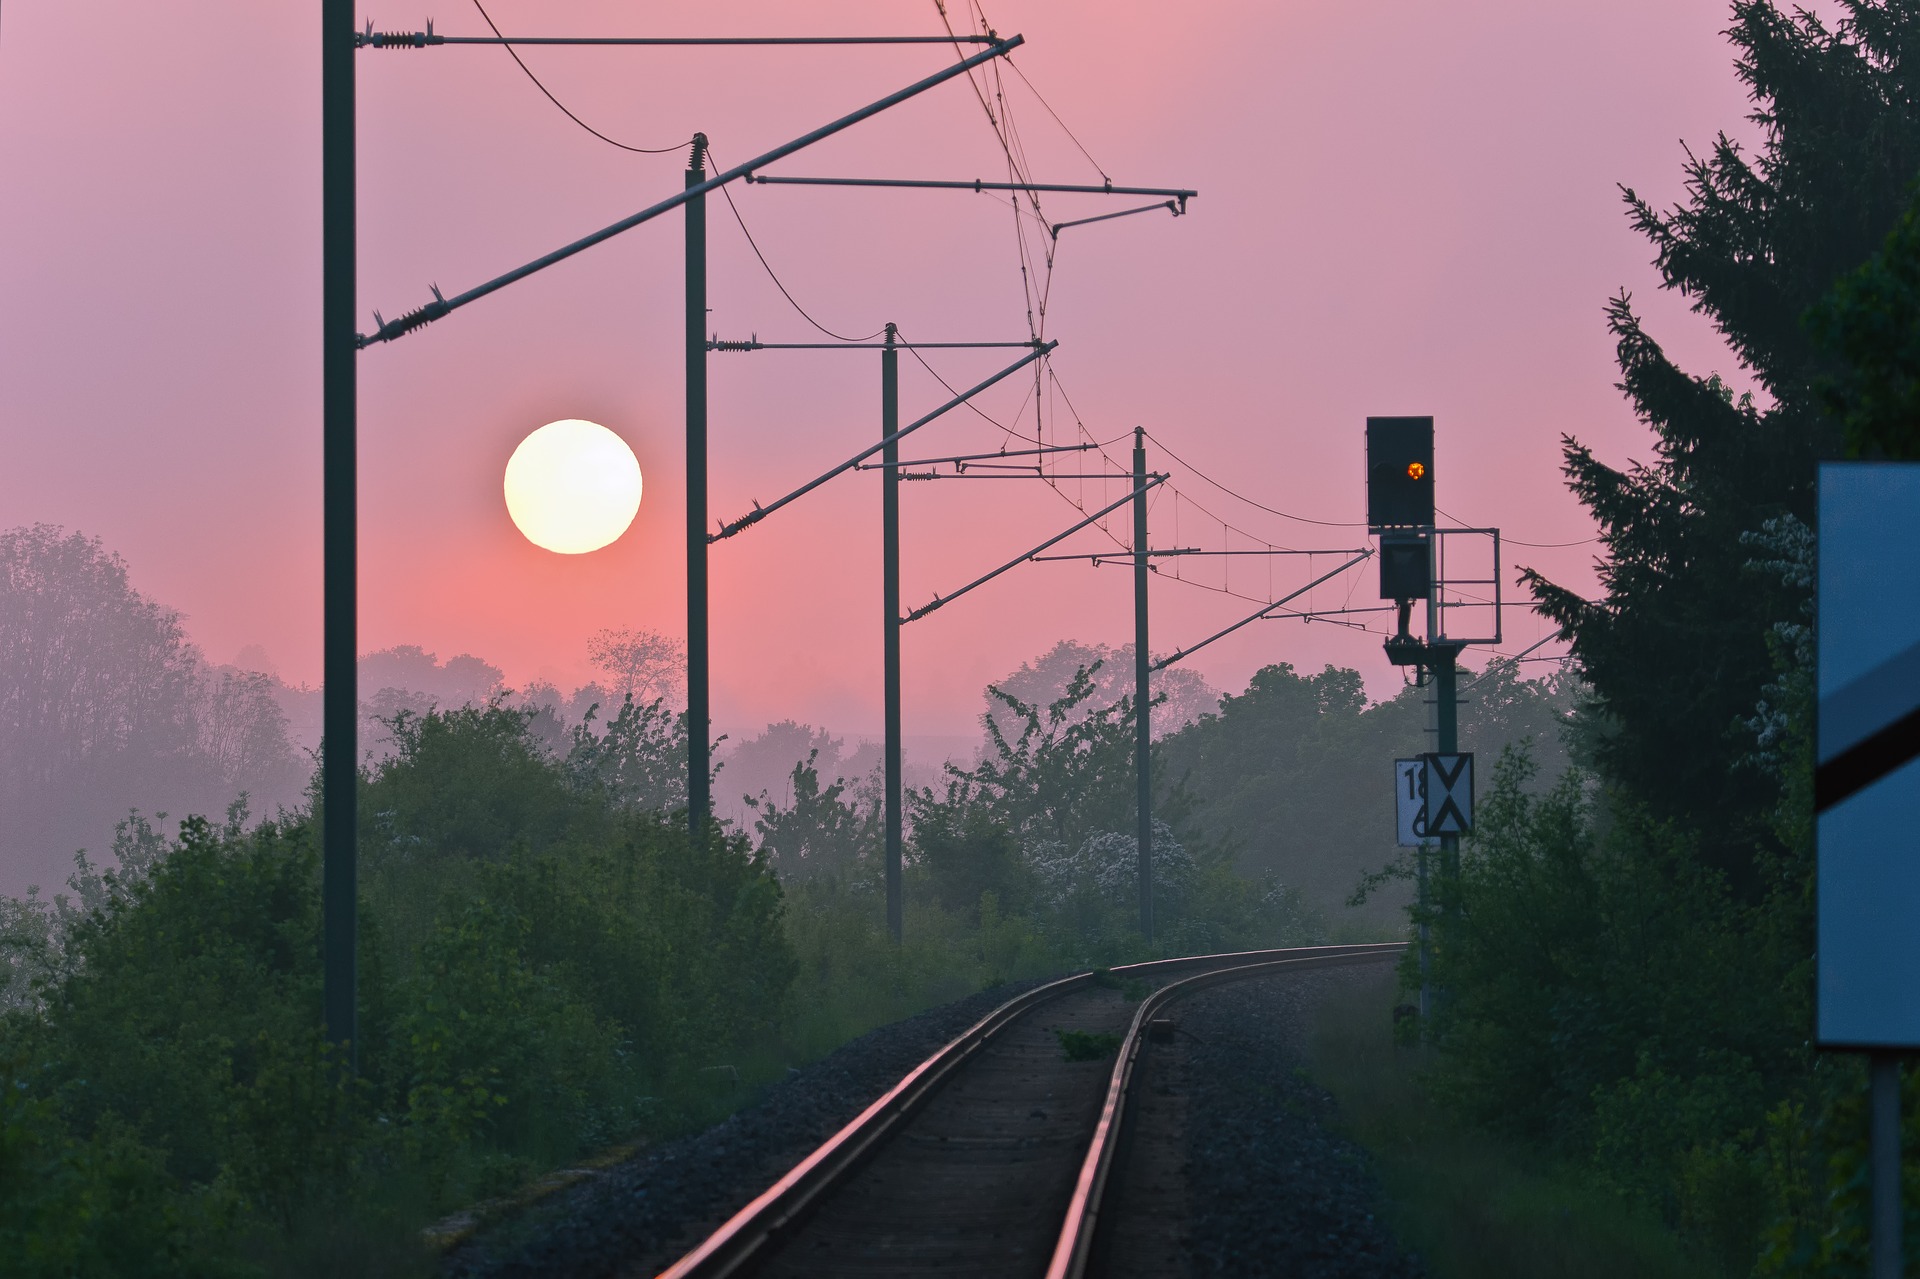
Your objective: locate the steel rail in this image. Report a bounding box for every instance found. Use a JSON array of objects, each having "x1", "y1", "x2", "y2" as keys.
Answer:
[
  {"x1": 1046, "y1": 943, "x2": 1407, "y2": 1279},
  {"x1": 656, "y1": 942, "x2": 1402, "y2": 1279}
]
